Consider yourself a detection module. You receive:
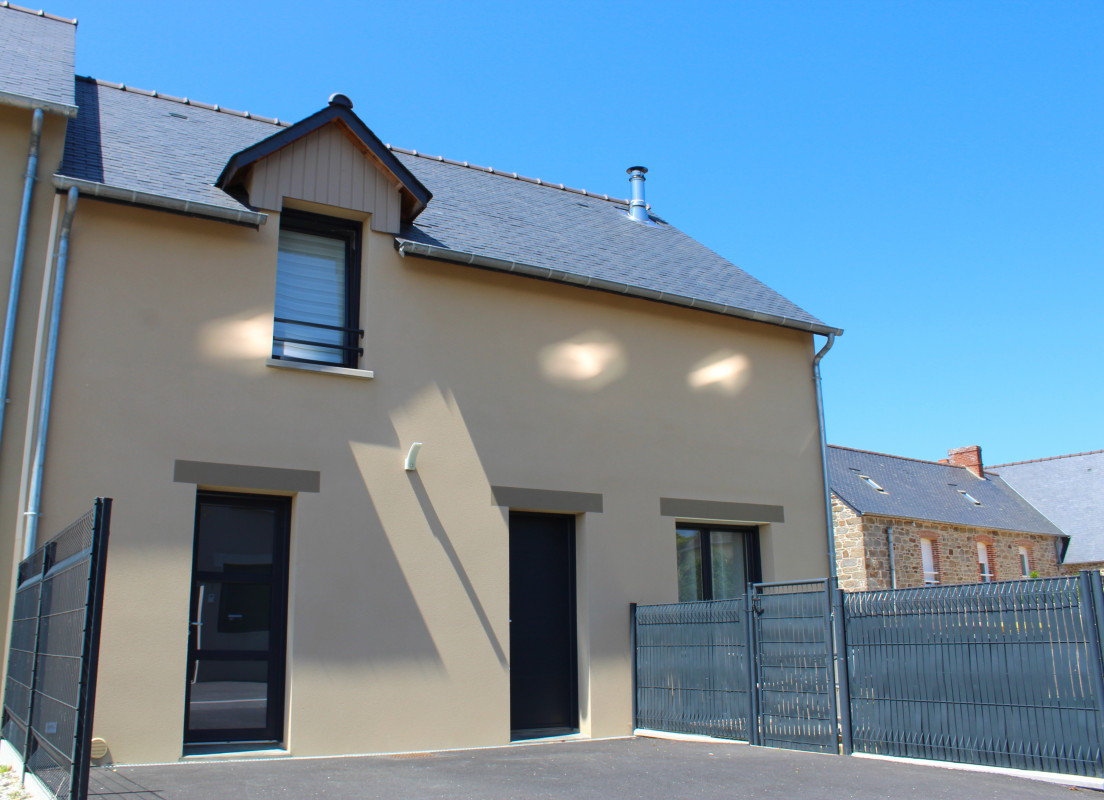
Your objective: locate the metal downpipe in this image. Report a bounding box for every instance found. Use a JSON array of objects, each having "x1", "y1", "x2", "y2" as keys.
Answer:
[
  {"x1": 812, "y1": 333, "x2": 837, "y2": 582},
  {"x1": 0, "y1": 108, "x2": 45, "y2": 455},
  {"x1": 23, "y1": 187, "x2": 78, "y2": 557}
]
